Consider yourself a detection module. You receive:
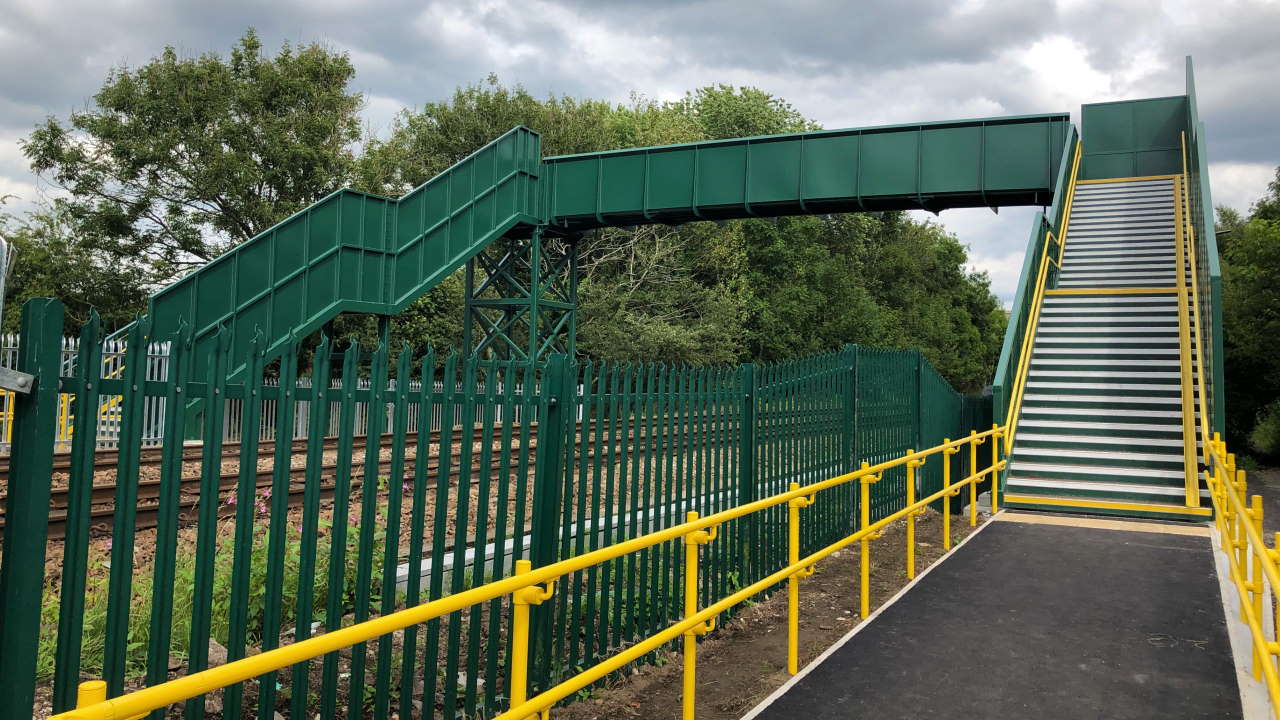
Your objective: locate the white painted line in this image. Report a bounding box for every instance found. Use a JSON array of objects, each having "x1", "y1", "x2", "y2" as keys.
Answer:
[
  {"x1": 1210, "y1": 523, "x2": 1272, "y2": 719},
  {"x1": 737, "y1": 511, "x2": 1001, "y2": 720}
]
